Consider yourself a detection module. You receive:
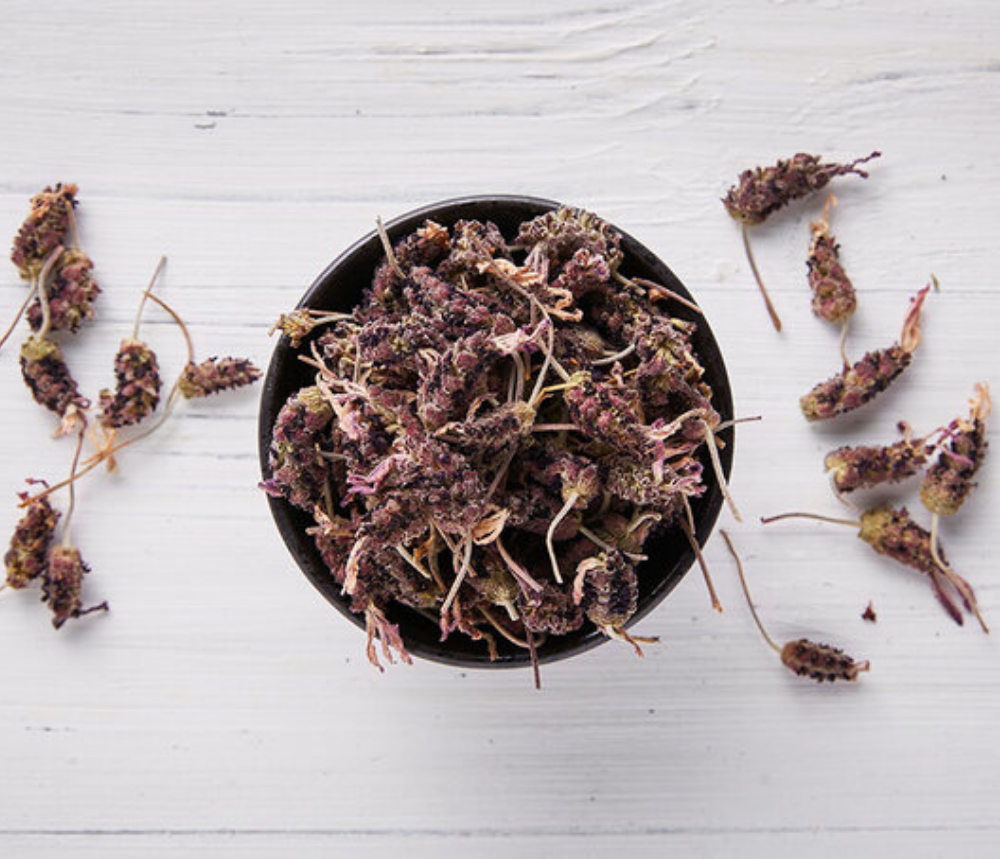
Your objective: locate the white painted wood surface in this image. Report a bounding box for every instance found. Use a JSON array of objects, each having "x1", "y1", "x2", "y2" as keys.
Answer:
[{"x1": 1, "y1": 1, "x2": 998, "y2": 856}]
